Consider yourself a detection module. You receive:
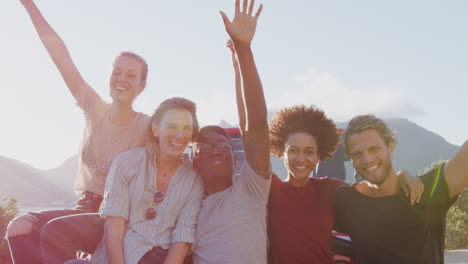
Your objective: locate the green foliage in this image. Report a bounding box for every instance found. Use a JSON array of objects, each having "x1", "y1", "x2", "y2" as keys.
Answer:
[
  {"x1": 445, "y1": 189, "x2": 468, "y2": 249},
  {"x1": 0, "y1": 197, "x2": 19, "y2": 264}
]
